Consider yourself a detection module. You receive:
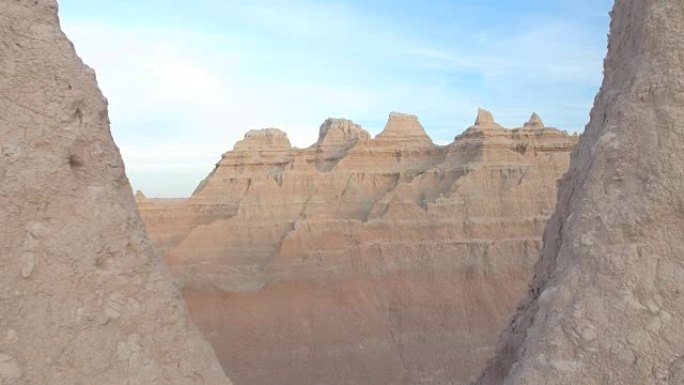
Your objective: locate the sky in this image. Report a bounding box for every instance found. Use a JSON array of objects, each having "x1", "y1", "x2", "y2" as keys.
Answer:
[{"x1": 58, "y1": 0, "x2": 614, "y2": 197}]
